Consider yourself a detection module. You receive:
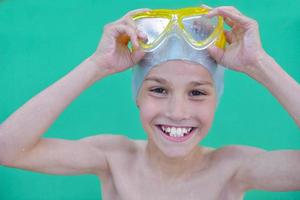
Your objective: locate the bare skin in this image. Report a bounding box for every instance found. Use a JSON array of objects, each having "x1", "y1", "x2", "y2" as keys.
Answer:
[{"x1": 0, "y1": 6, "x2": 300, "y2": 200}]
